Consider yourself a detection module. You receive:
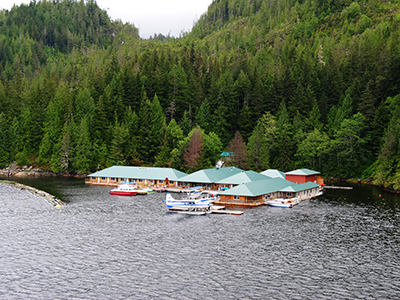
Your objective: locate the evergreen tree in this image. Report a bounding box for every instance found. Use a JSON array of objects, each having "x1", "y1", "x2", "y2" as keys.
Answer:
[
  {"x1": 195, "y1": 98, "x2": 211, "y2": 133},
  {"x1": 0, "y1": 113, "x2": 10, "y2": 168},
  {"x1": 374, "y1": 96, "x2": 400, "y2": 188},
  {"x1": 273, "y1": 100, "x2": 294, "y2": 171},
  {"x1": 179, "y1": 110, "x2": 193, "y2": 137},
  {"x1": 148, "y1": 94, "x2": 166, "y2": 160},
  {"x1": 203, "y1": 131, "x2": 223, "y2": 169},
  {"x1": 166, "y1": 119, "x2": 184, "y2": 151},
  {"x1": 248, "y1": 120, "x2": 270, "y2": 171},
  {"x1": 72, "y1": 116, "x2": 92, "y2": 173},
  {"x1": 169, "y1": 63, "x2": 188, "y2": 120},
  {"x1": 109, "y1": 118, "x2": 129, "y2": 166},
  {"x1": 295, "y1": 129, "x2": 331, "y2": 171},
  {"x1": 334, "y1": 113, "x2": 367, "y2": 177},
  {"x1": 137, "y1": 91, "x2": 152, "y2": 163},
  {"x1": 37, "y1": 84, "x2": 66, "y2": 165}
]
